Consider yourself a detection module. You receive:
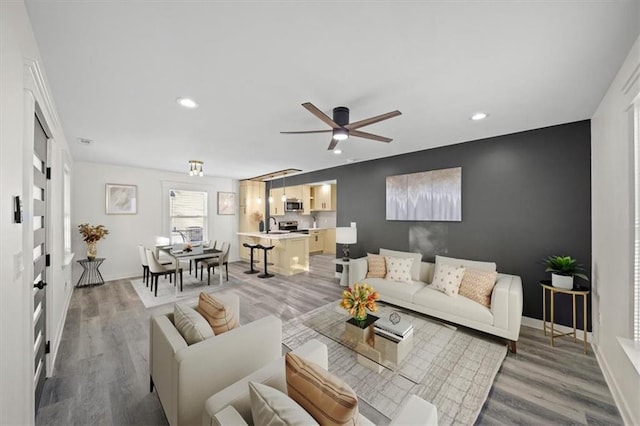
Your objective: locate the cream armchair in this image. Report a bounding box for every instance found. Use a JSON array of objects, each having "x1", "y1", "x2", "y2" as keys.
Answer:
[
  {"x1": 203, "y1": 339, "x2": 438, "y2": 426},
  {"x1": 150, "y1": 293, "x2": 282, "y2": 426}
]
